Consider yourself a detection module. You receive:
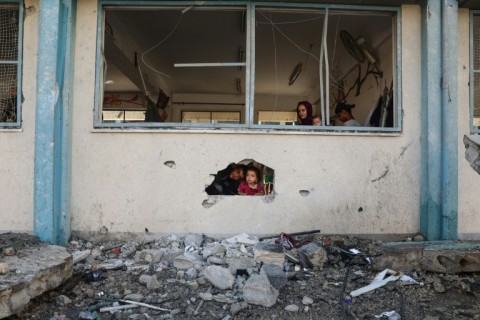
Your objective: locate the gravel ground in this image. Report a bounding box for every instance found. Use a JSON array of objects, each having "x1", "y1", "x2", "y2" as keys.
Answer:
[{"x1": 4, "y1": 234, "x2": 480, "y2": 320}]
